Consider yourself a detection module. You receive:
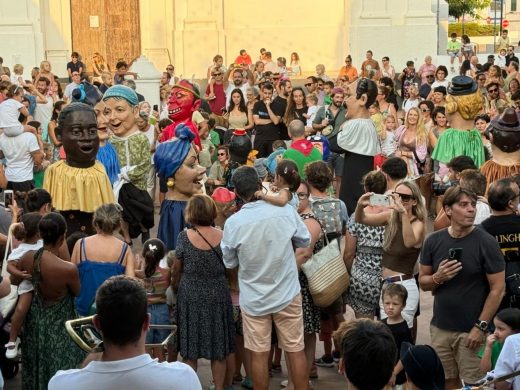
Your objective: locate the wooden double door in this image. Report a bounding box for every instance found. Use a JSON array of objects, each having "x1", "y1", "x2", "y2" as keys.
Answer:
[{"x1": 70, "y1": 0, "x2": 141, "y2": 75}]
